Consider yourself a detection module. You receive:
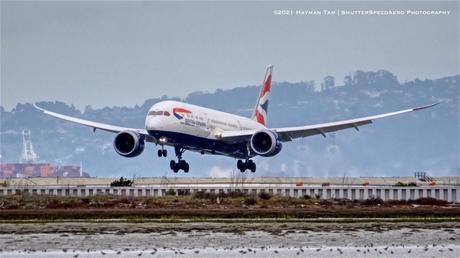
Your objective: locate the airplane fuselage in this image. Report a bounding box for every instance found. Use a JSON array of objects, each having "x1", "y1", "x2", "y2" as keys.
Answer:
[
  {"x1": 35, "y1": 65, "x2": 437, "y2": 174},
  {"x1": 145, "y1": 100, "x2": 265, "y2": 159}
]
